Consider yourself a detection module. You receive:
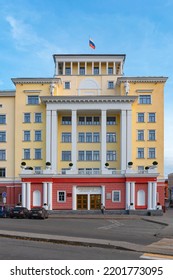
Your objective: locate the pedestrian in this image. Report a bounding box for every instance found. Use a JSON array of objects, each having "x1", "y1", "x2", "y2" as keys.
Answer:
[
  {"x1": 43, "y1": 203, "x2": 48, "y2": 210},
  {"x1": 101, "y1": 203, "x2": 105, "y2": 214}
]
